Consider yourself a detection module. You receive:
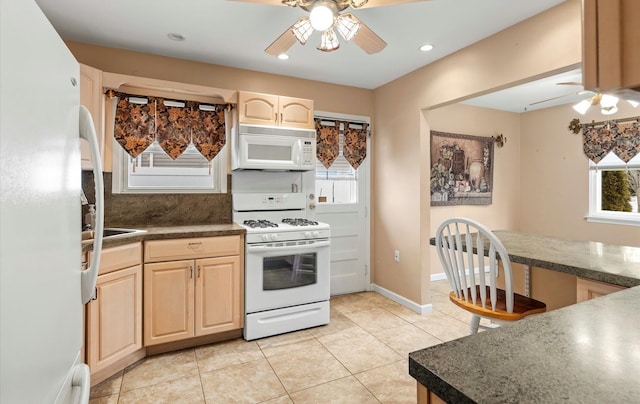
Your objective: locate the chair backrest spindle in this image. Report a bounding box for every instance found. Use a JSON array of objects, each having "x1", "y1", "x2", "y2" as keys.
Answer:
[{"x1": 435, "y1": 217, "x2": 515, "y2": 314}]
